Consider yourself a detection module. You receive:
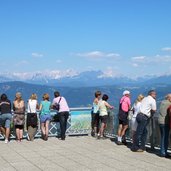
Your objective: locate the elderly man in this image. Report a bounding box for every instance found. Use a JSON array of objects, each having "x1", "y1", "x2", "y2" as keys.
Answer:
[
  {"x1": 132, "y1": 90, "x2": 156, "y2": 152},
  {"x1": 158, "y1": 94, "x2": 171, "y2": 157}
]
